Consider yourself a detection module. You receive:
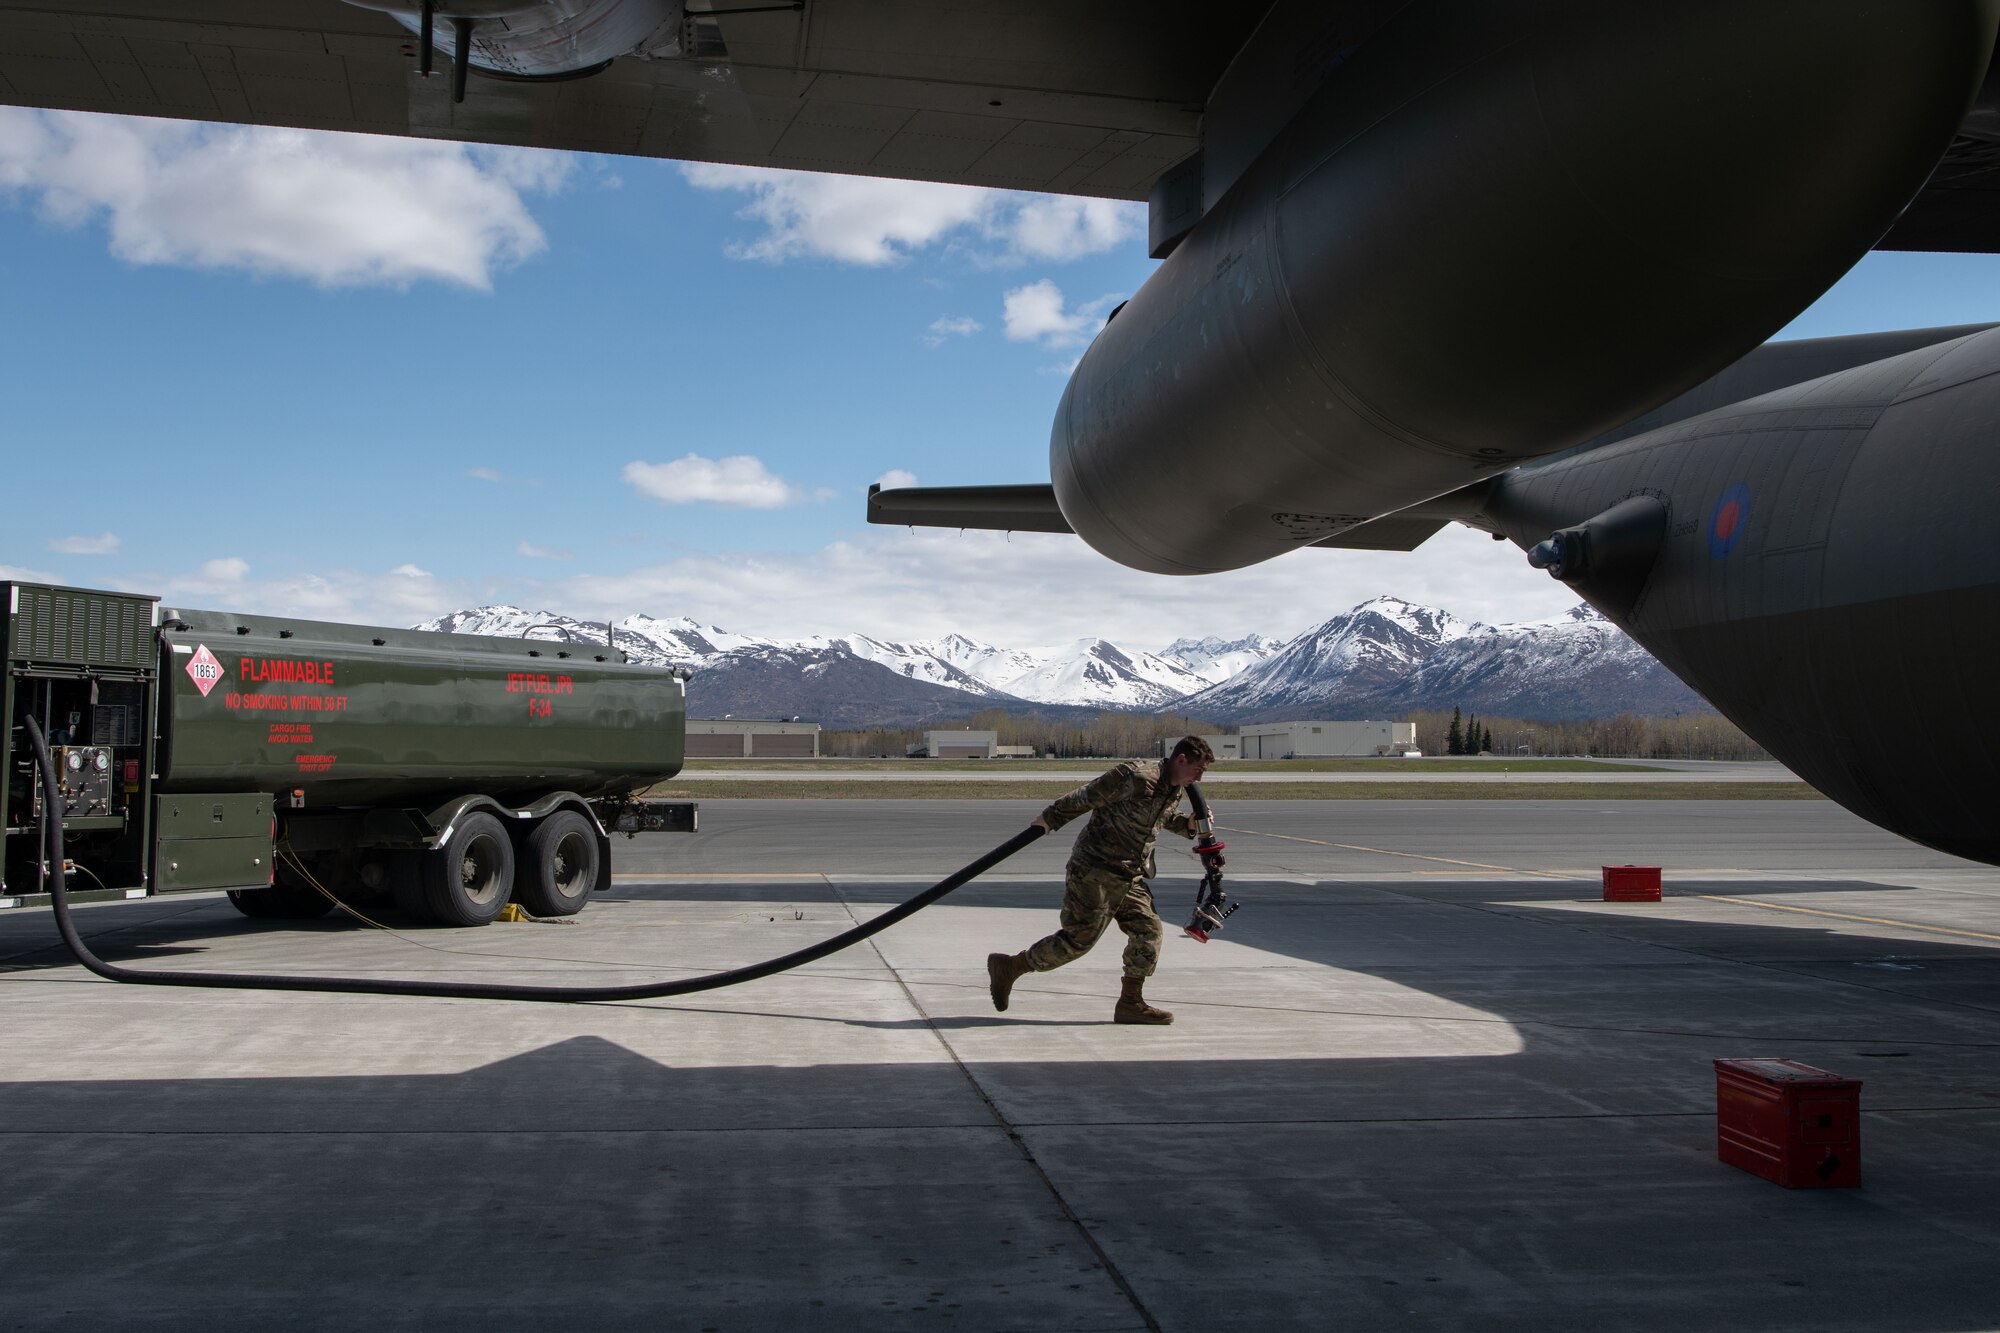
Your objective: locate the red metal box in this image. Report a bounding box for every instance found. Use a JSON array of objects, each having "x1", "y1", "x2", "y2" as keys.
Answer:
[
  {"x1": 1713, "y1": 1058, "x2": 1862, "y2": 1188},
  {"x1": 1602, "y1": 865, "x2": 1662, "y2": 901}
]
